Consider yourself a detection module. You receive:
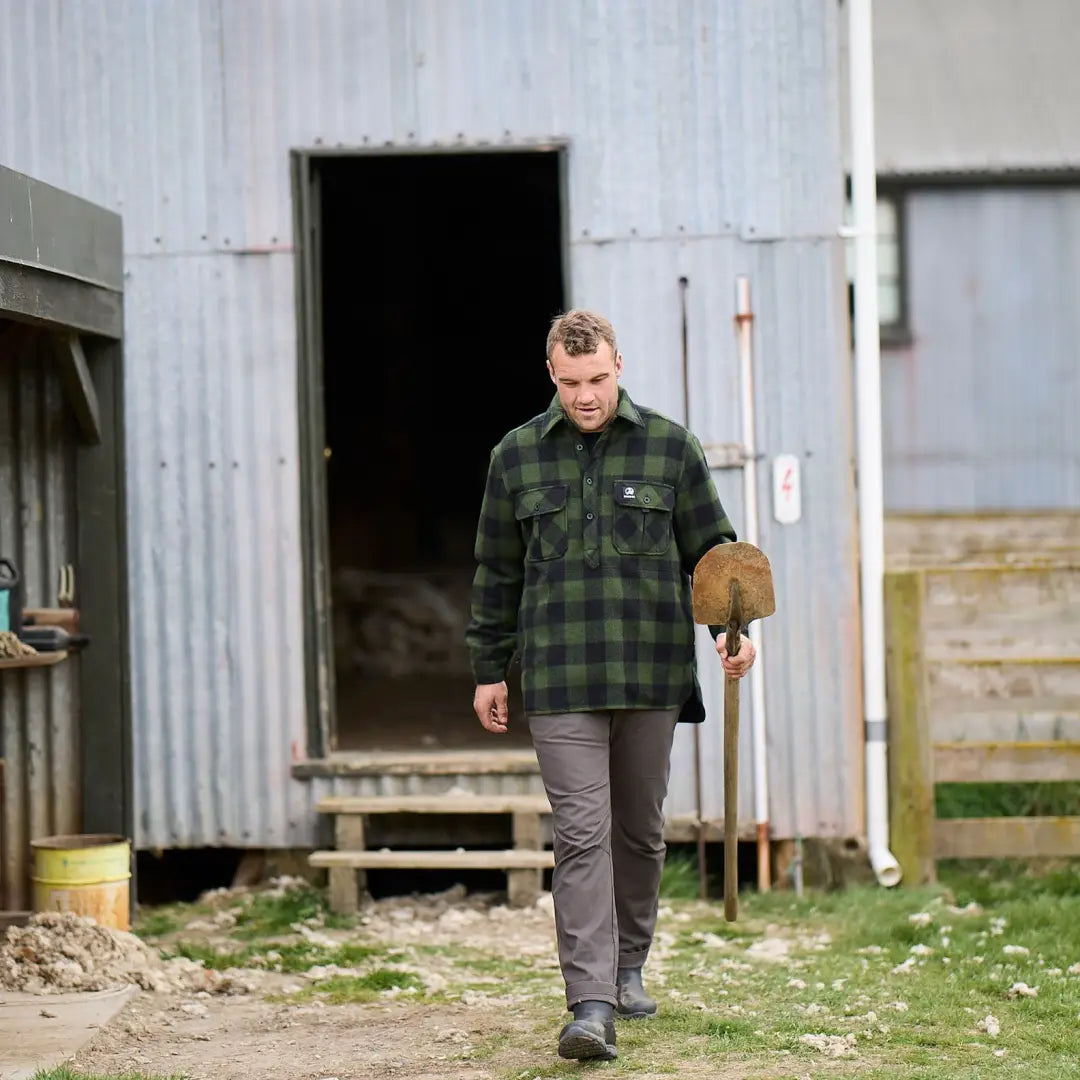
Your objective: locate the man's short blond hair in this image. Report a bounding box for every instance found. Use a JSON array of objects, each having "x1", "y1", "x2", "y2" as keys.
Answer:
[{"x1": 546, "y1": 309, "x2": 617, "y2": 362}]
